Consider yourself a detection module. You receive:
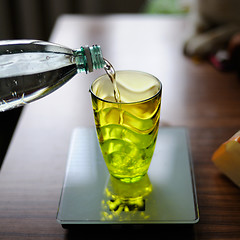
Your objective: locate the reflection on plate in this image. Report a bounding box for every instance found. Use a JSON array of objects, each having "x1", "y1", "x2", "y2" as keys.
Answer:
[{"x1": 57, "y1": 127, "x2": 199, "y2": 225}]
